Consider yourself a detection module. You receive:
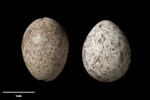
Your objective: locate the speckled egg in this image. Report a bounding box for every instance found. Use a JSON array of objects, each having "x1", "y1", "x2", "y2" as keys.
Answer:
[
  {"x1": 22, "y1": 17, "x2": 69, "y2": 81},
  {"x1": 82, "y1": 20, "x2": 131, "y2": 82}
]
